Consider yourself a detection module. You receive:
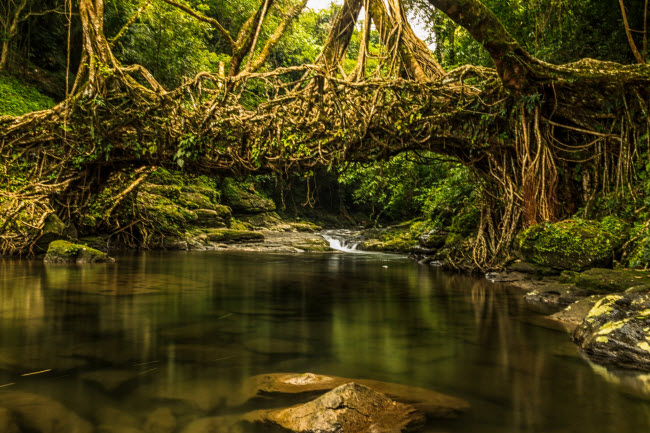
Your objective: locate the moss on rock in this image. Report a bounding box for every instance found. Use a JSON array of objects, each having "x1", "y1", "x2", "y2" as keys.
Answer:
[
  {"x1": 221, "y1": 179, "x2": 275, "y2": 214},
  {"x1": 205, "y1": 229, "x2": 264, "y2": 243},
  {"x1": 44, "y1": 240, "x2": 114, "y2": 264},
  {"x1": 516, "y1": 217, "x2": 629, "y2": 271}
]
